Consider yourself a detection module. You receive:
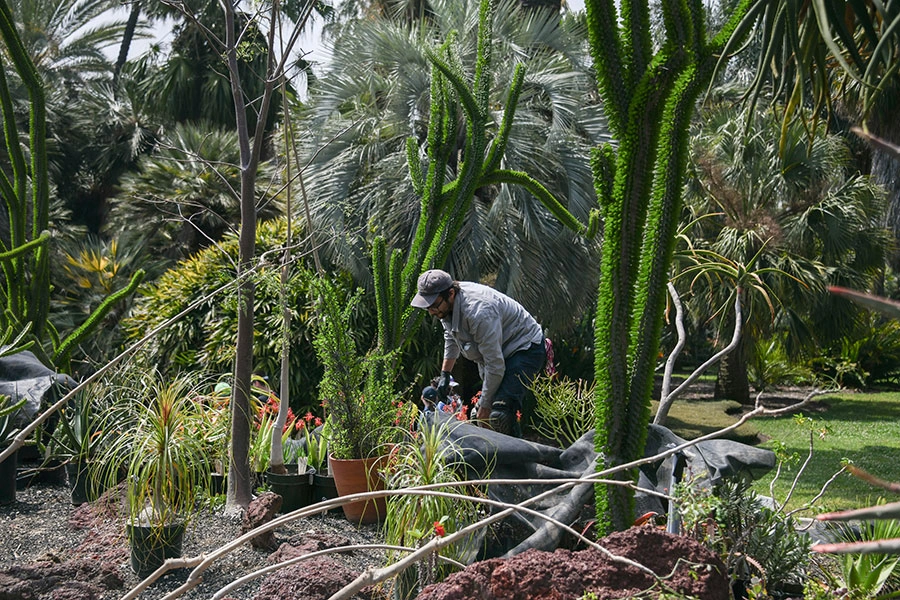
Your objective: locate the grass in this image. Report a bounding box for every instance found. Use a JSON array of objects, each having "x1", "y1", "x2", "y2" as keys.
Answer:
[{"x1": 749, "y1": 390, "x2": 900, "y2": 513}]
